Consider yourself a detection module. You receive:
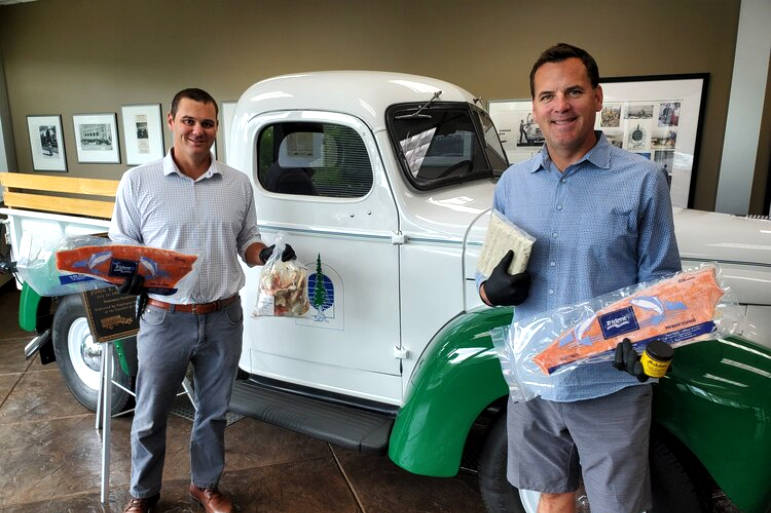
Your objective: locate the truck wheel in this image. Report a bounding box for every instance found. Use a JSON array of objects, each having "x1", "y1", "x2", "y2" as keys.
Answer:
[
  {"x1": 478, "y1": 414, "x2": 707, "y2": 513},
  {"x1": 478, "y1": 415, "x2": 527, "y2": 513},
  {"x1": 51, "y1": 295, "x2": 133, "y2": 414},
  {"x1": 649, "y1": 433, "x2": 707, "y2": 513}
]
